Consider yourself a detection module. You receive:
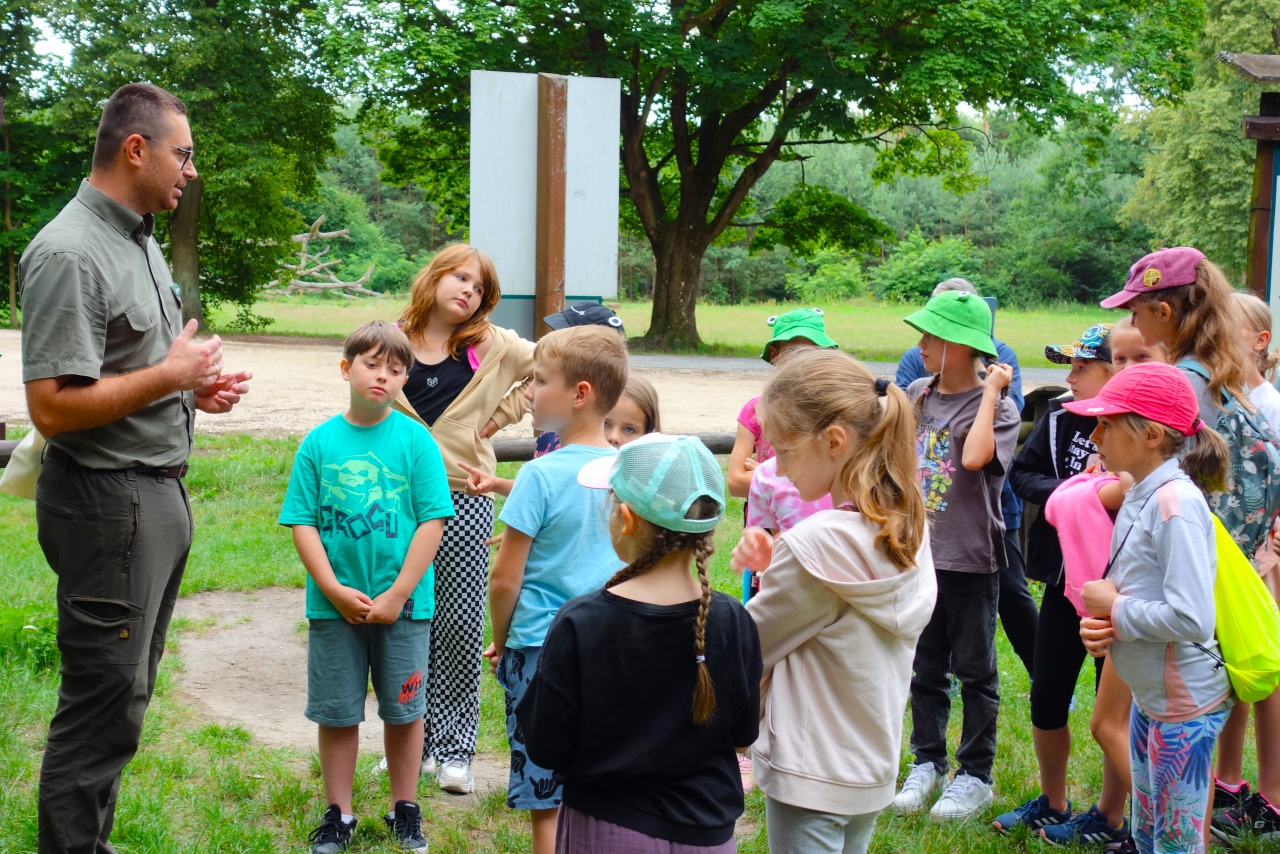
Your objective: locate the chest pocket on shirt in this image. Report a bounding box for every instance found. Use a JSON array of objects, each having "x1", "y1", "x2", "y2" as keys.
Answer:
[{"x1": 111, "y1": 301, "x2": 163, "y2": 373}]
